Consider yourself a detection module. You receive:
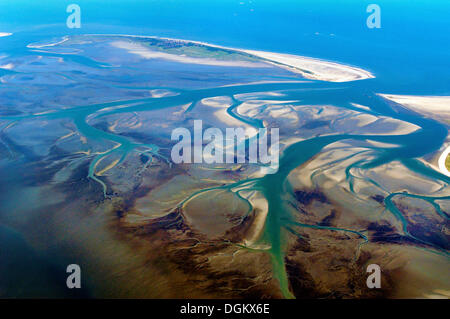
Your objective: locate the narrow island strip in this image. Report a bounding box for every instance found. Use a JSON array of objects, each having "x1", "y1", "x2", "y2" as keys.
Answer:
[{"x1": 89, "y1": 33, "x2": 375, "y2": 83}]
